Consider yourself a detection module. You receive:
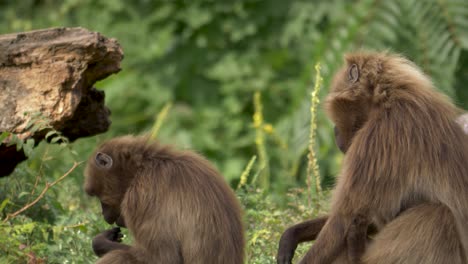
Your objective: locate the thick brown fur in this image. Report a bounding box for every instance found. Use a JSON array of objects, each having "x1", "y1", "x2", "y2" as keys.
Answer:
[
  {"x1": 84, "y1": 135, "x2": 245, "y2": 264},
  {"x1": 278, "y1": 51, "x2": 468, "y2": 264}
]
